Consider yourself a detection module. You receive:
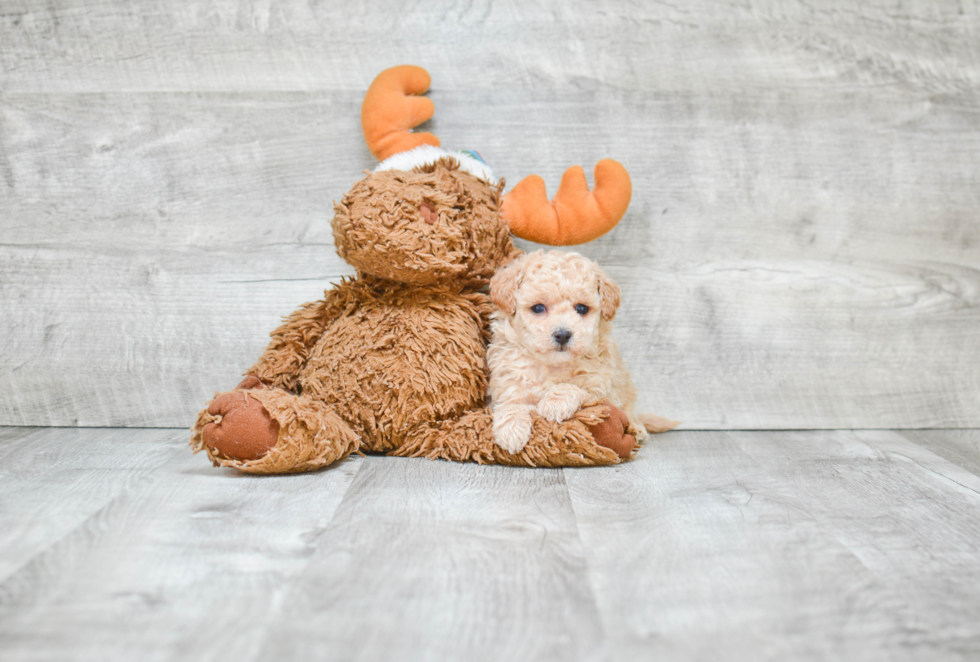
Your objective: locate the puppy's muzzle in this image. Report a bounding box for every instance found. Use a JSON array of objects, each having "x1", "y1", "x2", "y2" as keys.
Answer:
[{"x1": 552, "y1": 328, "x2": 572, "y2": 348}]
